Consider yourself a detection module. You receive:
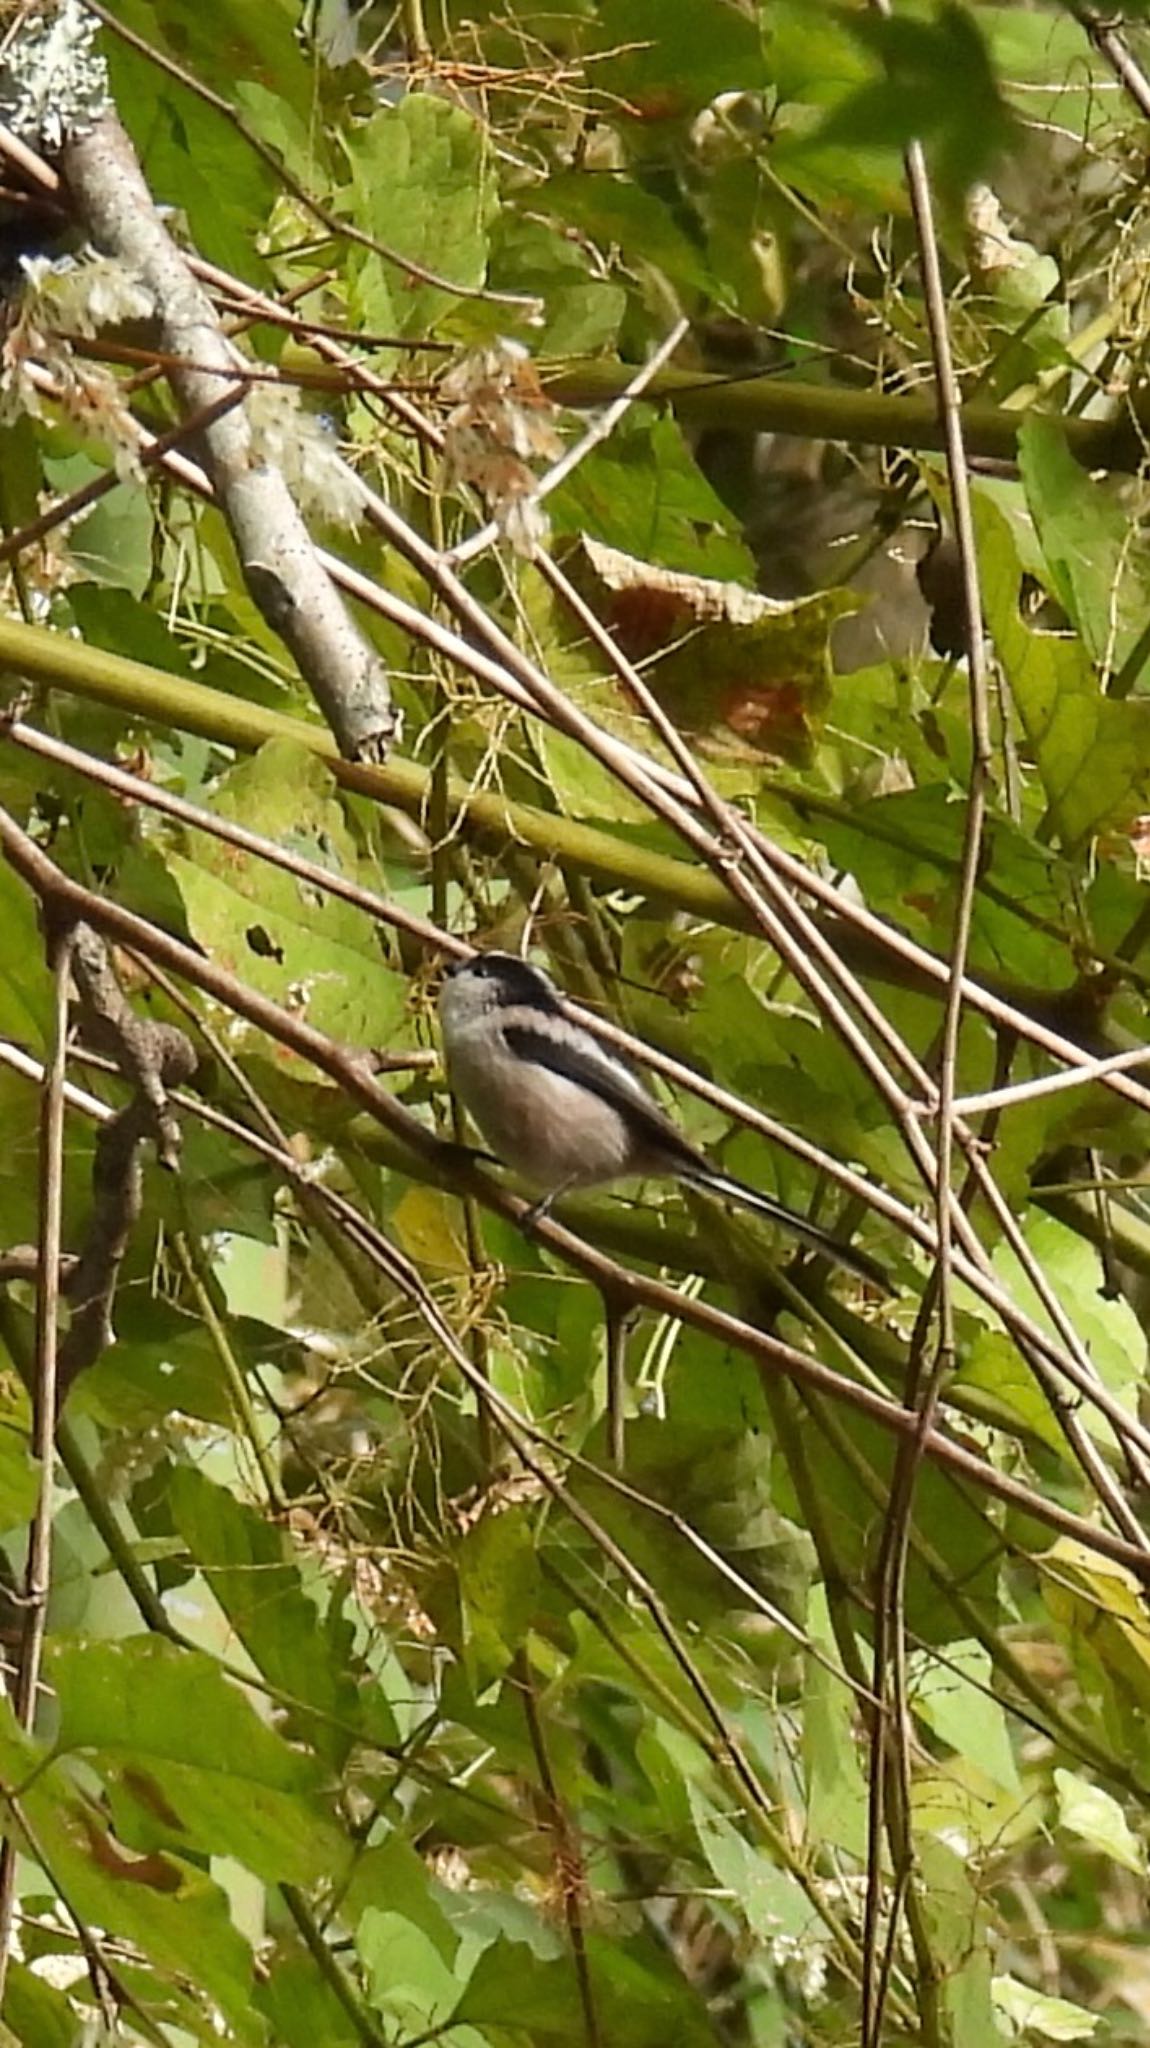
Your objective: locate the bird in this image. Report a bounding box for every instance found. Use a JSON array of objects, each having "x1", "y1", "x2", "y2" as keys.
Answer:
[{"x1": 438, "y1": 951, "x2": 885, "y2": 1286}]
